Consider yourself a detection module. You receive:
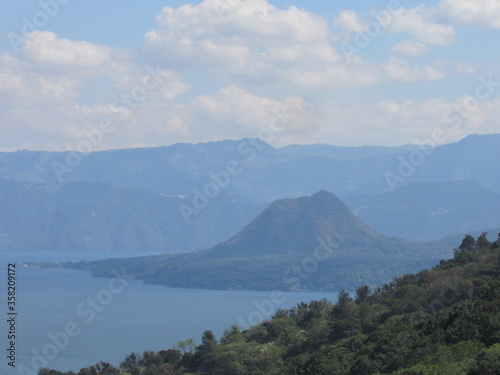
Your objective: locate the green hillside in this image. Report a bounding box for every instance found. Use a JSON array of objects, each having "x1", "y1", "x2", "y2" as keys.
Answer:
[{"x1": 40, "y1": 232, "x2": 500, "y2": 375}]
